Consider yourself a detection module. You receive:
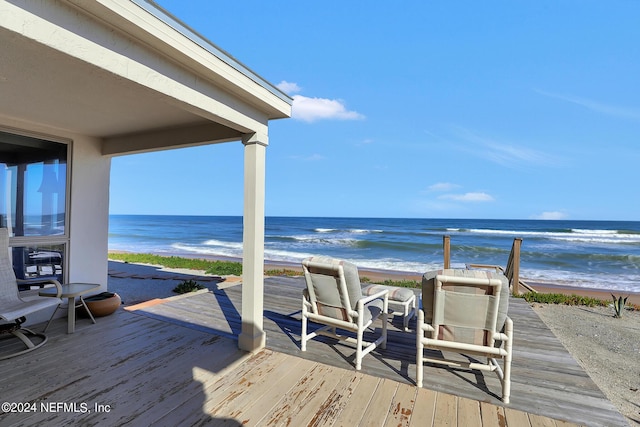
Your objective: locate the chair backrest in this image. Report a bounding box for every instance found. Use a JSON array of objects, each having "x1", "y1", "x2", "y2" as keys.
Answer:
[
  {"x1": 422, "y1": 269, "x2": 509, "y2": 346},
  {"x1": 0, "y1": 228, "x2": 21, "y2": 304},
  {"x1": 302, "y1": 256, "x2": 363, "y2": 323}
]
